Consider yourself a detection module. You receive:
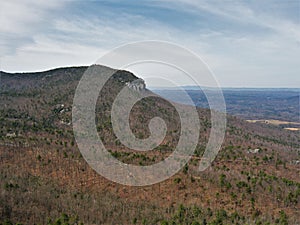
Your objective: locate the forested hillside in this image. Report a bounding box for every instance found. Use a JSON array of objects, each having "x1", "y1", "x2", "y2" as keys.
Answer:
[{"x1": 0, "y1": 66, "x2": 299, "y2": 225}]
